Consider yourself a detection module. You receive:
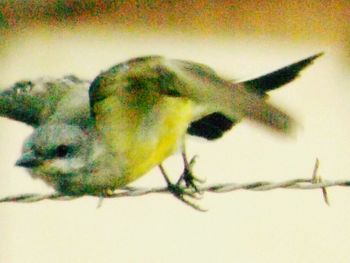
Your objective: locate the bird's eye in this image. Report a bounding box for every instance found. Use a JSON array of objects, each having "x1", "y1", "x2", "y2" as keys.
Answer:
[{"x1": 56, "y1": 145, "x2": 70, "y2": 158}]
